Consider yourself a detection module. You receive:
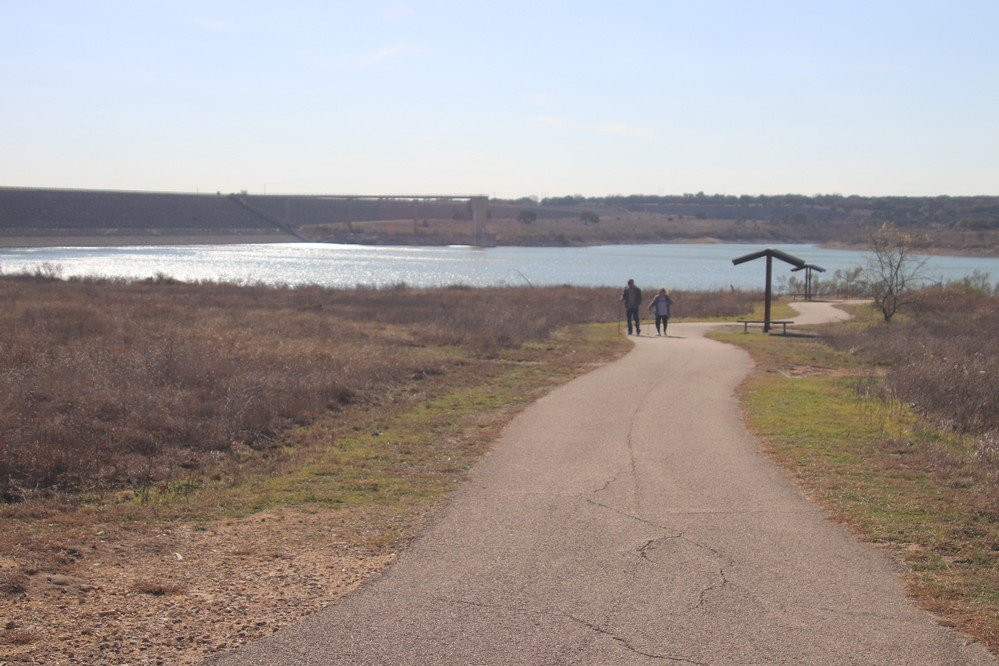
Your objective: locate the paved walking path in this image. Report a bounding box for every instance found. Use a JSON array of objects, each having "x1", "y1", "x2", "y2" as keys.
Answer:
[{"x1": 213, "y1": 302, "x2": 992, "y2": 664}]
